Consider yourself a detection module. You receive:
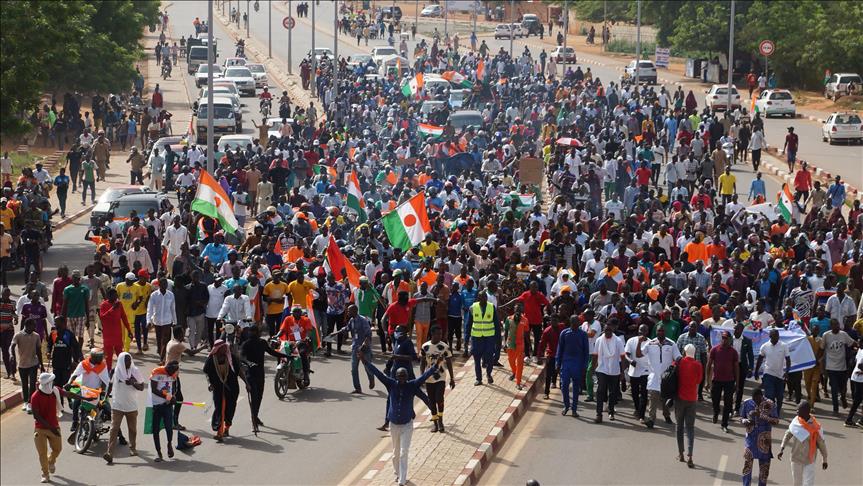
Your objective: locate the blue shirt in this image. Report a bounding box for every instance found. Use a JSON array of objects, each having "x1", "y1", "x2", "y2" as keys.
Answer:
[
  {"x1": 555, "y1": 327, "x2": 590, "y2": 368},
  {"x1": 460, "y1": 288, "x2": 478, "y2": 312},
  {"x1": 447, "y1": 291, "x2": 463, "y2": 317},
  {"x1": 201, "y1": 243, "x2": 229, "y2": 267},
  {"x1": 346, "y1": 315, "x2": 372, "y2": 351},
  {"x1": 366, "y1": 363, "x2": 435, "y2": 425},
  {"x1": 224, "y1": 277, "x2": 248, "y2": 290},
  {"x1": 390, "y1": 258, "x2": 414, "y2": 276},
  {"x1": 828, "y1": 183, "x2": 845, "y2": 207},
  {"x1": 749, "y1": 178, "x2": 766, "y2": 200}
]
